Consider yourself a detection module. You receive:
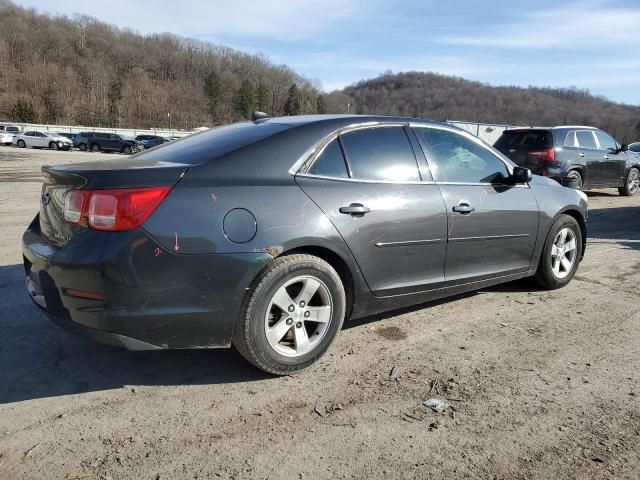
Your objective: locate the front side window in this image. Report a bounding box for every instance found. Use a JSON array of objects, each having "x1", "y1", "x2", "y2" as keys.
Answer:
[
  {"x1": 308, "y1": 138, "x2": 349, "y2": 178},
  {"x1": 339, "y1": 126, "x2": 420, "y2": 182},
  {"x1": 576, "y1": 131, "x2": 597, "y2": 149},
  {"x1": 595, "y1": 131, "x2": 617, "y2": 151},
  {"x1": 415, "y1": 127, "x2": 509, "y2": 183}
]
